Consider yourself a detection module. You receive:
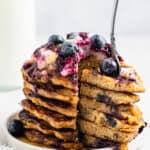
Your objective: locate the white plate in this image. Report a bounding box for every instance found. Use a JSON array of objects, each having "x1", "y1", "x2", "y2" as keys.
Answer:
[{"x1": 3, "y1": 112, "x2": 150, "y2": 150}]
